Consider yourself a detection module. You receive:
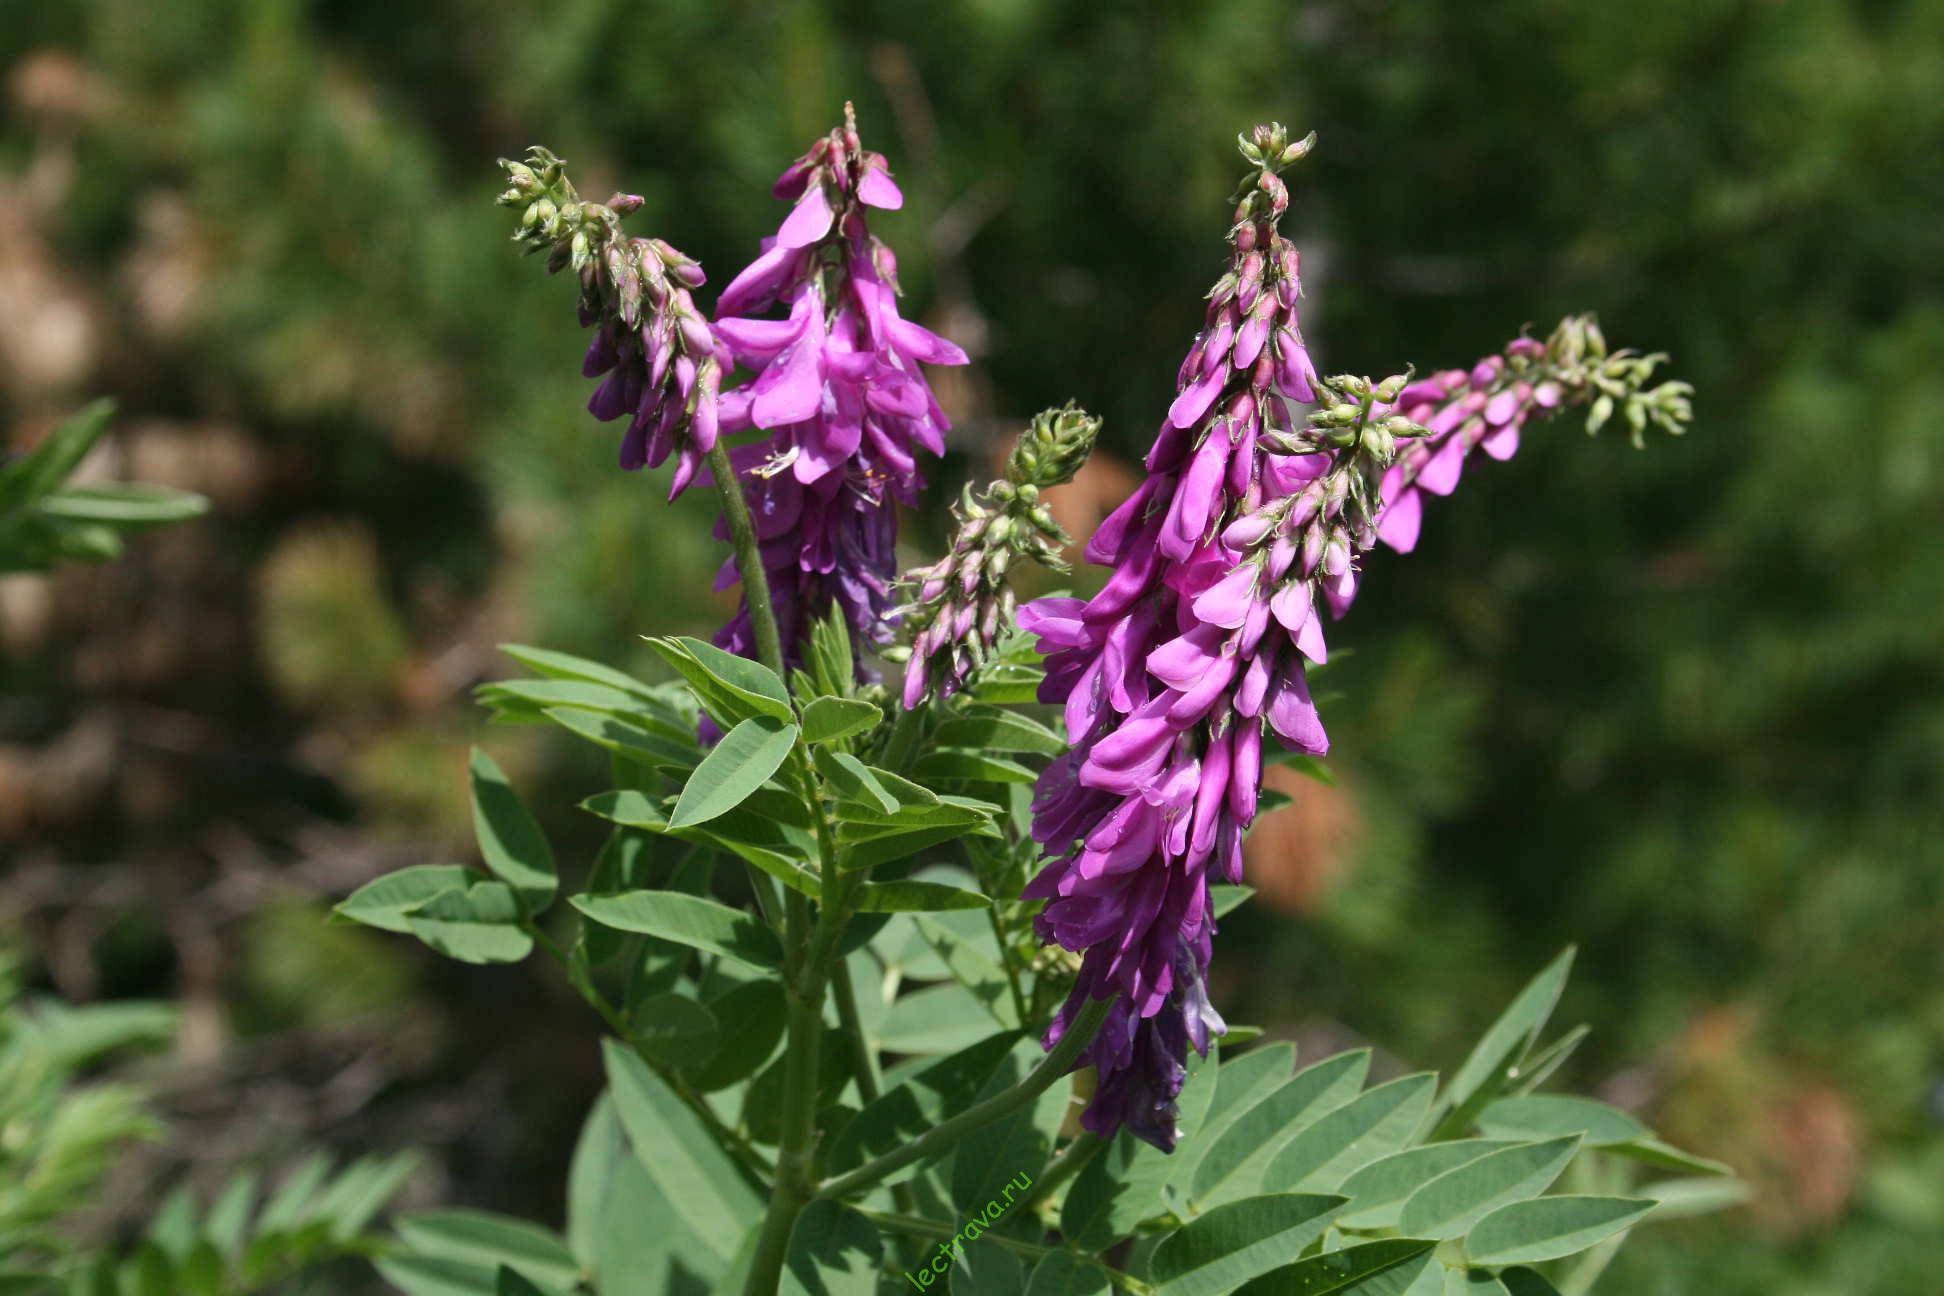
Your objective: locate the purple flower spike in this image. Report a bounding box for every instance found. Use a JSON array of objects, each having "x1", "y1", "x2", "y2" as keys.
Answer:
[
  {"x1": 1374, "y1": 314, "x2": 1696, "y2": 559},
  {"x1": 498, "y1": 148, "x2": 723, "y2": 501},
  {"x1": 710, "y1": 103, "x2": 968, "y2": 672},
  {"x1": 1017, "y1": 123, "x2": 1323, "y2": 1150}
]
